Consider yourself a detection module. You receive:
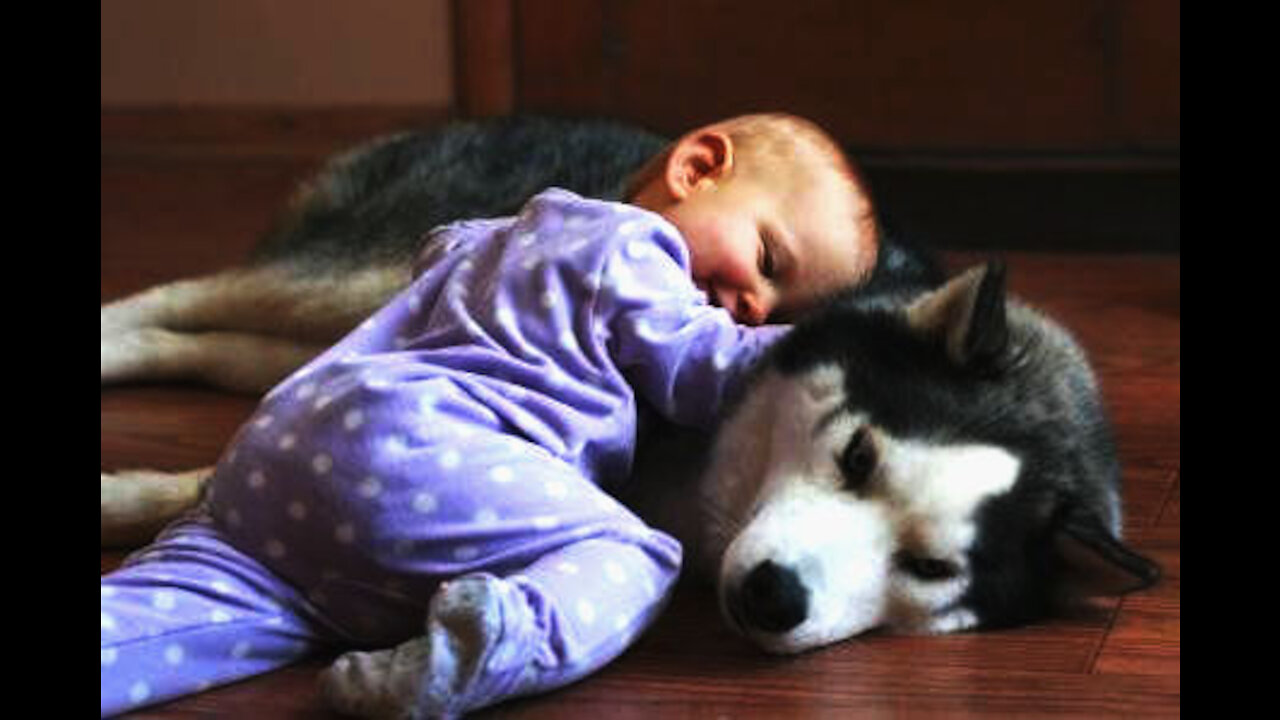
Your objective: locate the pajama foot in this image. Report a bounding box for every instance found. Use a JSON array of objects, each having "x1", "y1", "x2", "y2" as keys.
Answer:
[{"x1": 320, "y1": 574, "x2": 520, "y2": 719}]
